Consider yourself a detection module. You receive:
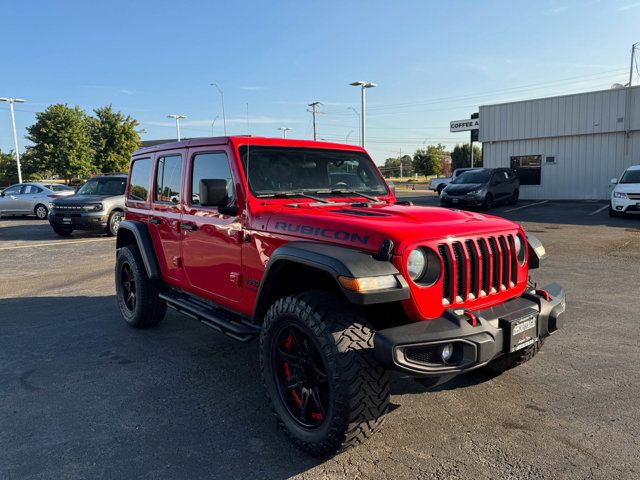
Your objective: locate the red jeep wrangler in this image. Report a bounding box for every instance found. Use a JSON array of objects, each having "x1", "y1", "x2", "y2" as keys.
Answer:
[{"x1": 115, "y1": 137, "x2": 565, "y2": 455}]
